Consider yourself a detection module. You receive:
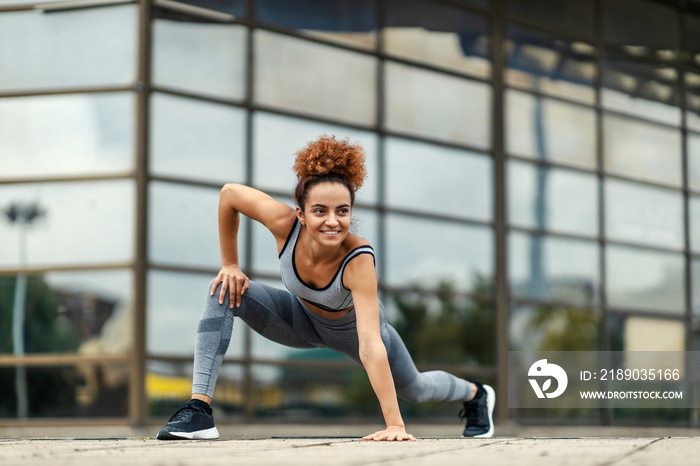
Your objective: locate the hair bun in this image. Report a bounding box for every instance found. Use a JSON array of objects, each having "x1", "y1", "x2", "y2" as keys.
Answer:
[{"x1": 293, "y1": 134, "x2": 367, "y2": 191}]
